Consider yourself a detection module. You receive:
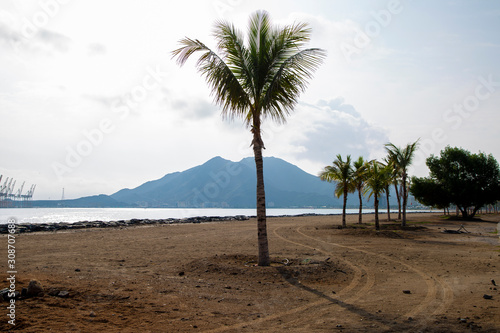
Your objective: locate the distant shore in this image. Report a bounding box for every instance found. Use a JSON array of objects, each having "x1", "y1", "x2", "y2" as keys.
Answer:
[{"x1": 0, "y1": 210, "x2": 438, "y2": 234}]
